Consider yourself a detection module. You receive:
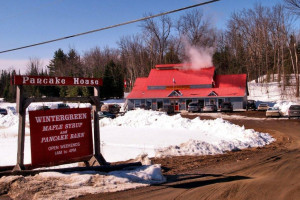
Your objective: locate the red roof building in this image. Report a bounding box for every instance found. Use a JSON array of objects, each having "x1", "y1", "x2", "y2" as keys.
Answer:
[{"x1": 127, "y1": 63, "x2": 248, "y2": 111}]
